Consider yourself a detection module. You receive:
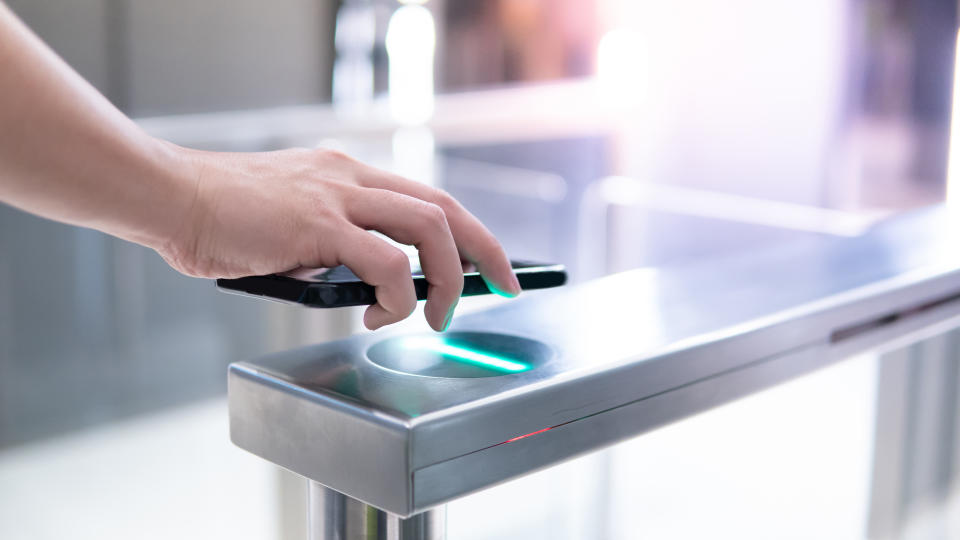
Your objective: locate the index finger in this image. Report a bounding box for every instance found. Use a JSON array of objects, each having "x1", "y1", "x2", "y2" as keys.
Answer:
[
  {"x1": 355, "y1": 165, "x2": 521, "y2": 298},
  {"x1": 345, "y1": 187, "x2": 465, "y2": 331}
]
